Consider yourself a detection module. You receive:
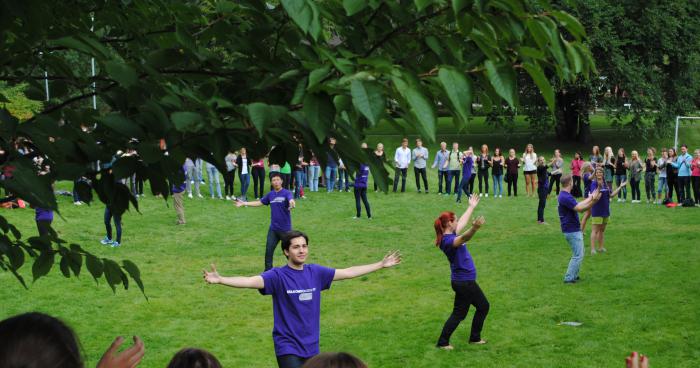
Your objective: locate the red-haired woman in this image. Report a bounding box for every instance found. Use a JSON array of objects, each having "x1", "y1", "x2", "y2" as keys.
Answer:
[{"x1": 435, "y1": 195, "x2": 488, "y2": 350}]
